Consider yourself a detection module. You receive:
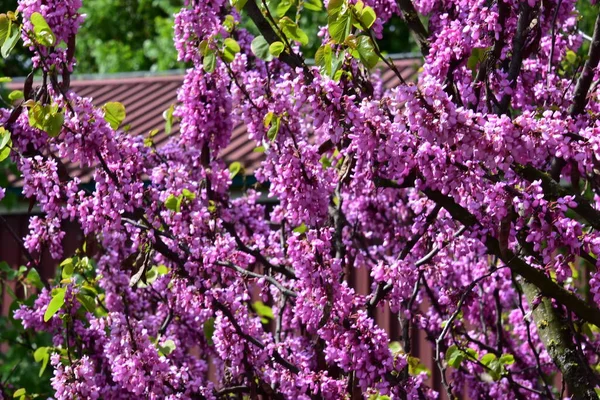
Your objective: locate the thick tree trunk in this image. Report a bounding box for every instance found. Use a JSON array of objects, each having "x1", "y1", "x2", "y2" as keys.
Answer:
[{"x1": 522, "y1": 281, "x2": 599, "y2": 400}]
